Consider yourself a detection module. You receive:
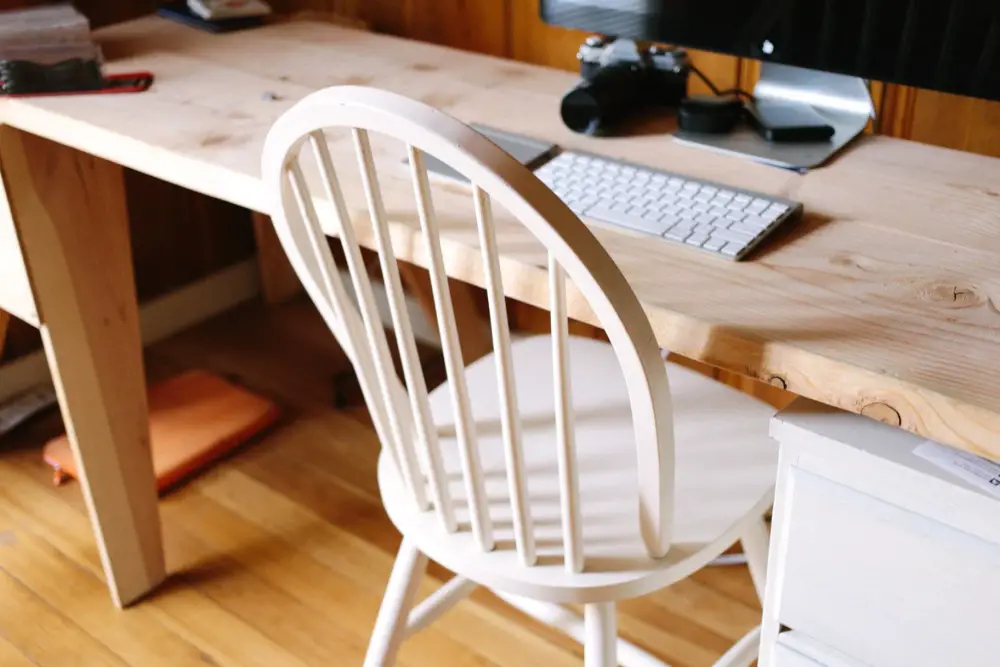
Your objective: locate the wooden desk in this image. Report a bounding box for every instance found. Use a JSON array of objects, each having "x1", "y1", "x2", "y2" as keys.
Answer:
[{"x1": 2, "y1": 16, "x2": 999, "y2": 605}]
